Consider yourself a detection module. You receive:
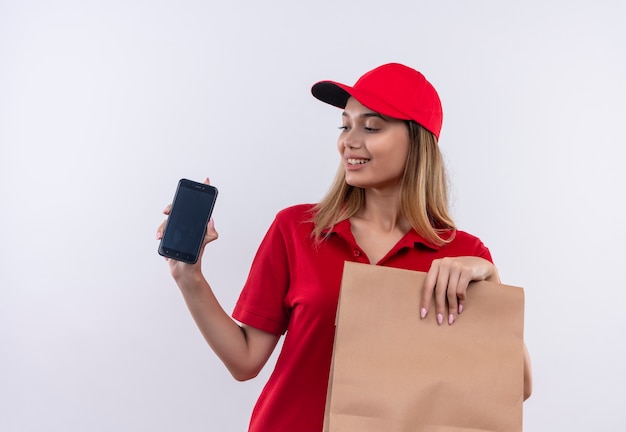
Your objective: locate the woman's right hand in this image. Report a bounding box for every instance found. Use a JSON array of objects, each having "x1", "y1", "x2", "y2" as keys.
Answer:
[{"x1": 156, "y1": 178, "x2": 219, "y2": 281}]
